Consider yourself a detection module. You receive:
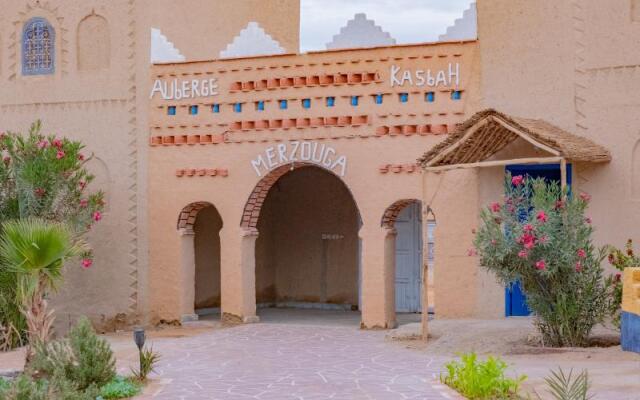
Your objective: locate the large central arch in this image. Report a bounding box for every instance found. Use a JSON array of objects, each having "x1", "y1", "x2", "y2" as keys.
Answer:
[{"x1": 241, "y1": 162, "x2": 362, "y2": 320}]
